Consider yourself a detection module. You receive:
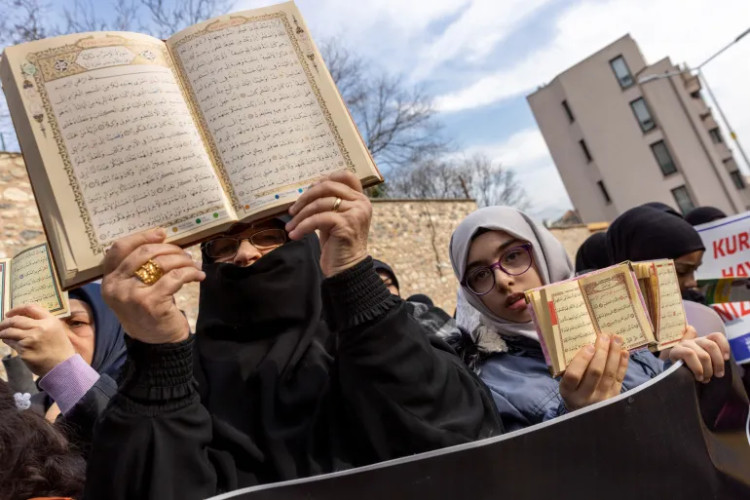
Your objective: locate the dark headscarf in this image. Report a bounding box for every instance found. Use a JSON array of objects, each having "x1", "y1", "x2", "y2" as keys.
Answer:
[
  {"x1": 372, "y1": 259, "x2": 399, "y2": 290},
  {"x1": 195, "y1": 234, "x2": 343, "y2": 483},
  {"x1": 574, "y1": 232, "x2": 609, "y2": 273},
  {"x1": 641, "y1": 202, "x2": 683, "y2": 218},
  {"x1": 685, "y1": 206, "x2": 727, "y2": 226},
  {"x1": 606, "y1": 205, "x2": 705, "y2": 264},
  {"x1": 407, "y1": 294, "x2": 434, "y2": 307},
  {"x1": 69, "y1": 283, "x2": 126, "y2": 378}
]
